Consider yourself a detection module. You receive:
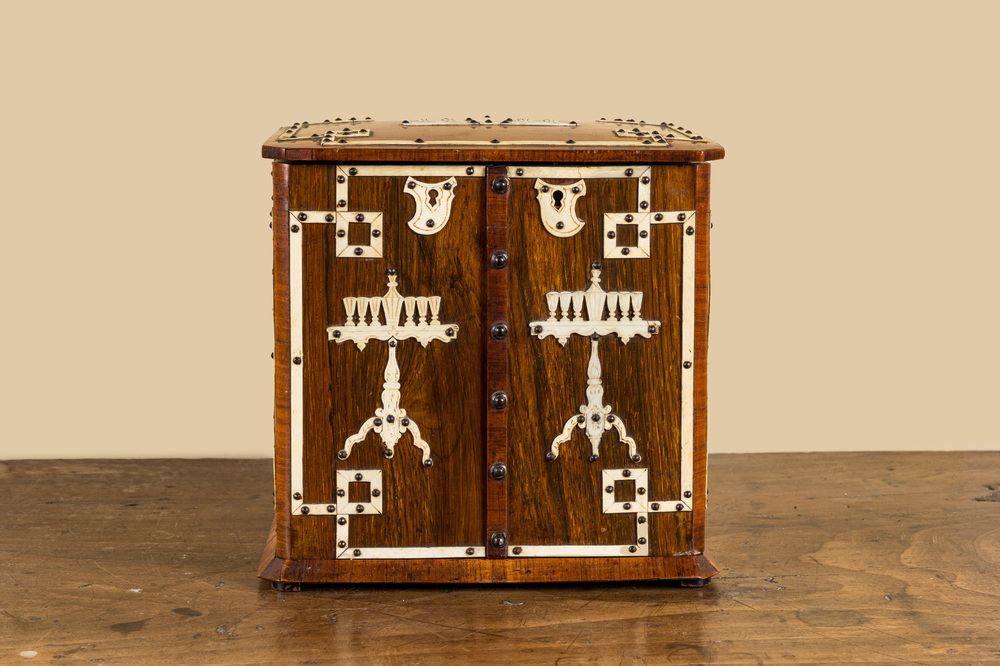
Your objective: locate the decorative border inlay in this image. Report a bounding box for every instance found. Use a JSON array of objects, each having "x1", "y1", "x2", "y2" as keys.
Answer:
[{"x1": 331, "y1": 469, "x2": 486, "y2": 560}]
